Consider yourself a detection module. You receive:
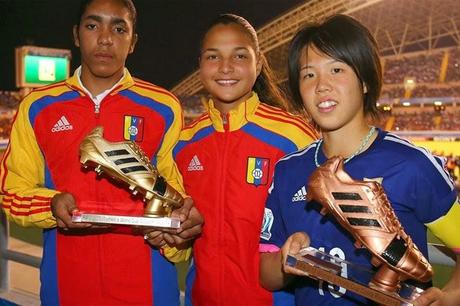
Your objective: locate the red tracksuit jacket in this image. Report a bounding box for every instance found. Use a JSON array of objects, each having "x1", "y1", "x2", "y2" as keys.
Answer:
[
  {"x1": 1, "y1": 69, "x2": 186, "y2": 306},
  {"x1": 173, "y1": 93, "x2": 317, "y2": 305}
]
